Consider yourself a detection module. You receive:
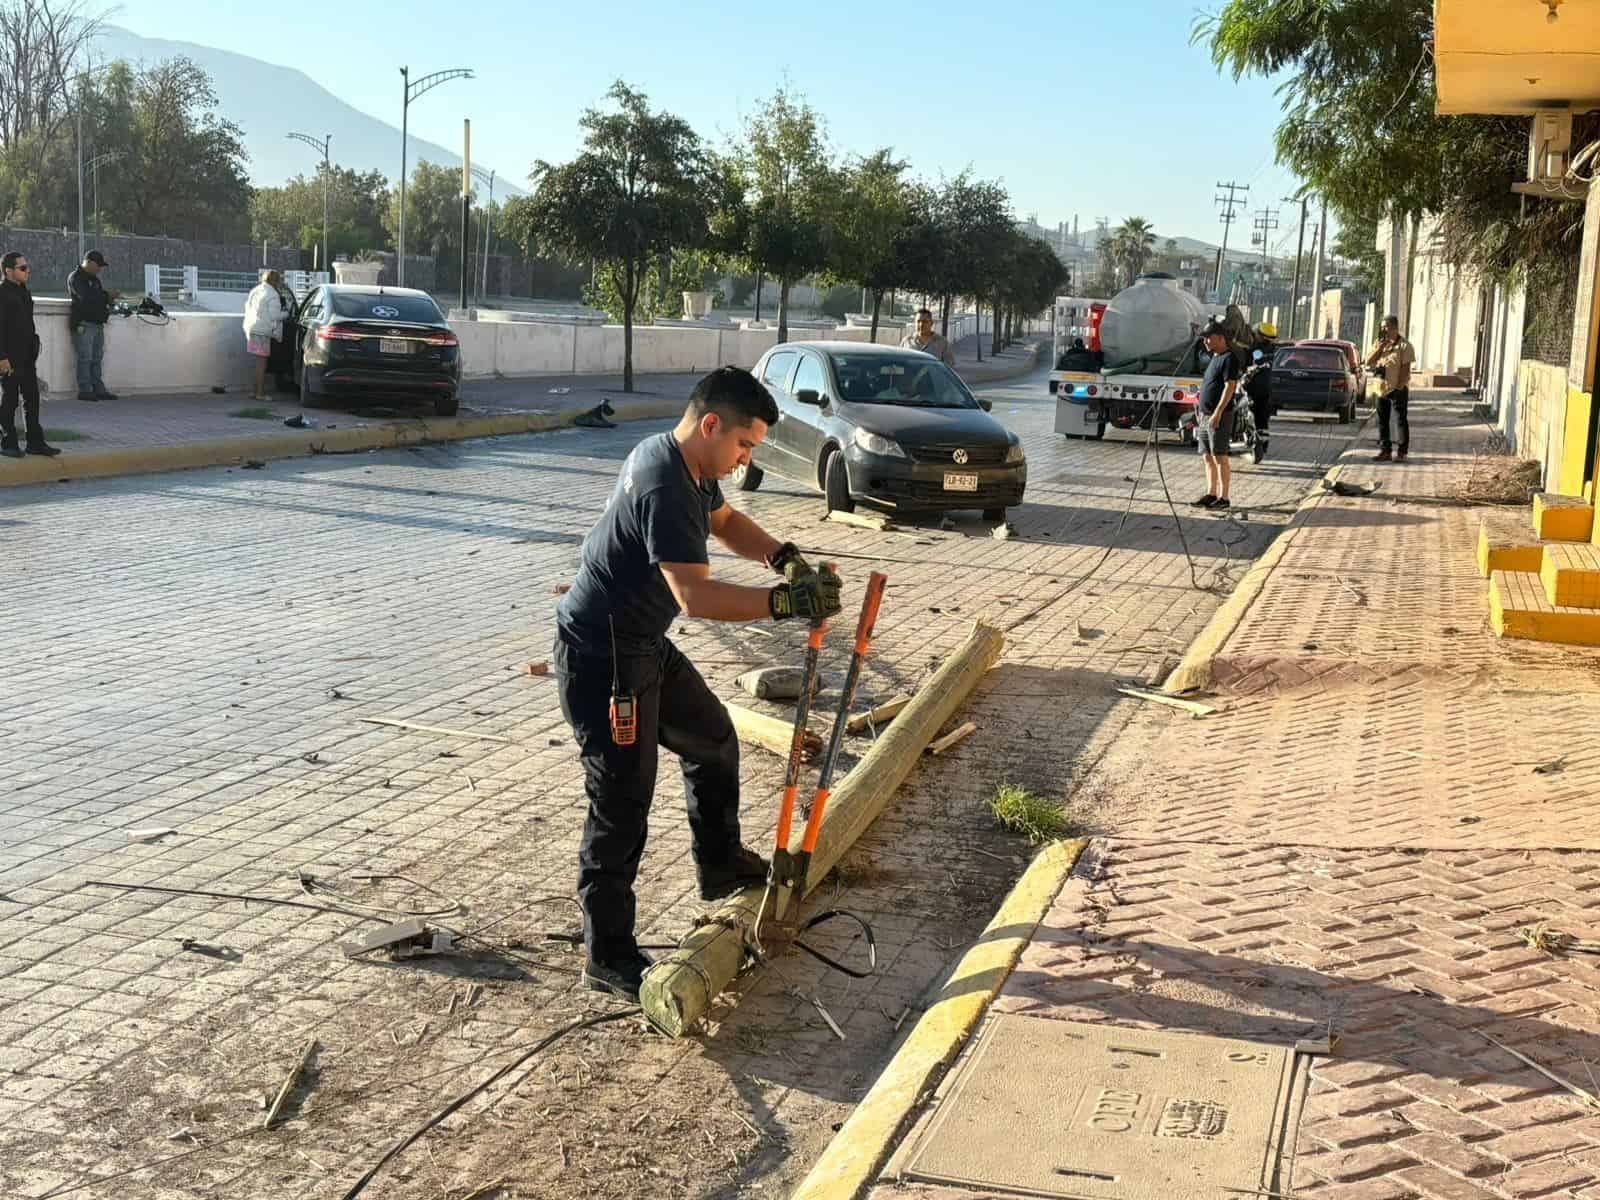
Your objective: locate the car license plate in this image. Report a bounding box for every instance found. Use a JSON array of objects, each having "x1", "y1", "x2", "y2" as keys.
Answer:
[
  {"x1": 943, "y1": 472, "x2": 979, "y2": 492},
  {"x1": 379, "y1": 338, "x2": 410, "y2": 355}
]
